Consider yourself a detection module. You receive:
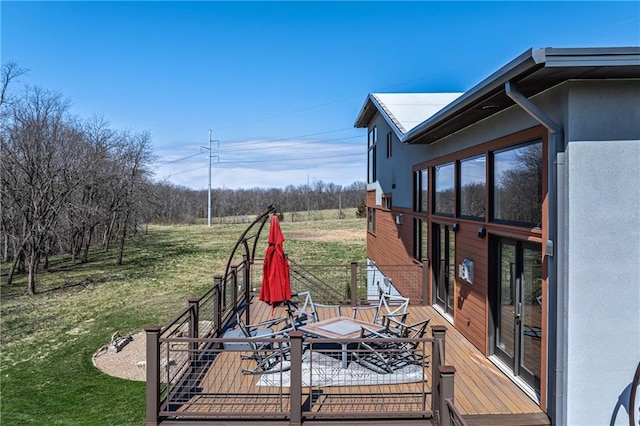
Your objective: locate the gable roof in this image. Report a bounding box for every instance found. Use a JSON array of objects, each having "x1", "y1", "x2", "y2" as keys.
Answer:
[
  {"x1": 355, "y1": 47, "x2": 640, "y2": 144},
  {"x1": 354, "y1": 93, "x2": 463, "y2": 137}
]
